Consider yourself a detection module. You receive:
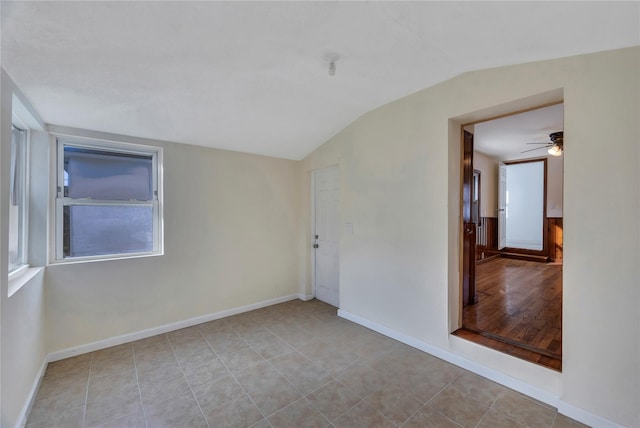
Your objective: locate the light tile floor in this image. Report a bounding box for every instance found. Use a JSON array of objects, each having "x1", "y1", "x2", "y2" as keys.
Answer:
[{"x1": 26, "y1": 299, "x2": 587, "y2": 428}]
